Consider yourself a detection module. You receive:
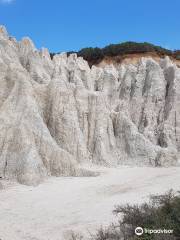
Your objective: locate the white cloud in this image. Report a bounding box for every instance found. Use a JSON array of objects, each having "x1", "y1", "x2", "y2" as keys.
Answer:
[{"x1": 0, "y1": 0, "x2": 14, "y2": 4}]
